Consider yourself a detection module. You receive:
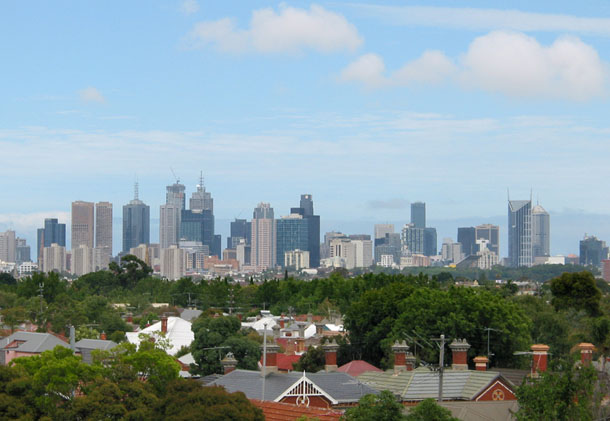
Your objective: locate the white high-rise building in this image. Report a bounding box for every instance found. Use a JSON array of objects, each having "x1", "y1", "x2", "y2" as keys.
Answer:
[
  {"x1": 251, "y1": 203, "x2": 276, "y2": 271},
  {"x1": 0, "y1": 230, "x2": 16, "y2": 263},
  {"x1": 441, "y1": 238, "x2": 463, "y2": 263},
  {"x1": 328, "y1": 238, "x2": 372, "y2": 269},
  {"x1": 285, "y1": 249, "x2": 310, "y2": 270},
  {"x1": 160, "y1": 204, "x2": 181, "y2": 249},
  {"x1": 374, "y1": 224, "x2": 394, "y2": 241},
  {"x1": 95, "y1": 202, "x2": 113, "y2": 257},
  {"x1": 161, "y1": 245, "x2": 186, "y2": 280},
  {"x1": 42, "y1": 243, "x2": 66, "y2": 273},
  {"x1": 72, "y1": 245, "x2": 94, "y2": 276},
  {"x1": 532, "y1": 204, "x2": 550, "y2": 258}
]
